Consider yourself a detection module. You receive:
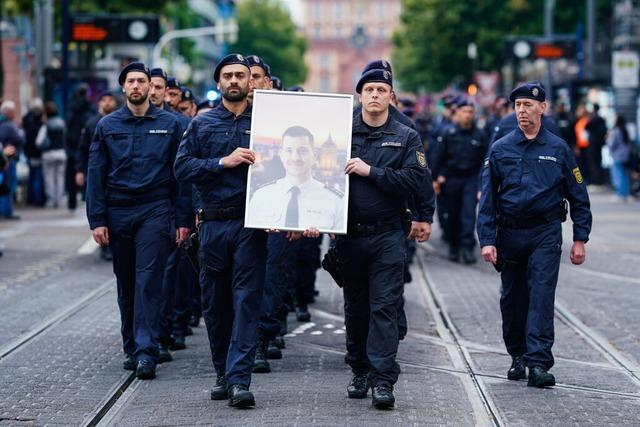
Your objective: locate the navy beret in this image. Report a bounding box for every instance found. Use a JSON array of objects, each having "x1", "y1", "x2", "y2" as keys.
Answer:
[
  {"x1": 442, "y1": 94, "x2": 456, "y2": 107},
  {"x1": 196, "y1": 99, "x2": 218, "y2": 113},
  {"x1": 356, "y1": 69, "x2": 393, "y2": 94},
  {"x1": 118, "y1": 62, "x2": 150, "y2": 86},
  {"x1": 213, "y1": 53, "x2": 251, "y2": 83},
  {"x1": 167, "y1": 77, "x2": 180, "y2": 89},
  {"x1": 287, "y1": 85, "x2": 305, "y2": 92},
  {"x1": 264, "y1": 63, "x2": 271, "y2": 78},
  {"x1": 180, "y1": 87, "x2": 194, "y2": 102},
  {"x1": 361, "y1": 59, "x2": 393, "y2": 76},
  {"x1": 98, "y1": 90, "x2": 115, "y2": 100},
  {"x1": 455, "y1": 97, "x2": 474, "y2": 108},
  {"x1": 246, "y1": 55, "x2": 268, "y2": 73},
  {"x1": 149, "y1": 68, "x2": 167, "y2": 81},
  {"x1": 509, "y1": 81, "x2": 546, "y2": 102},
  {"x1": 271, "y1": 76, "x2": 283, "y2": 91}
]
